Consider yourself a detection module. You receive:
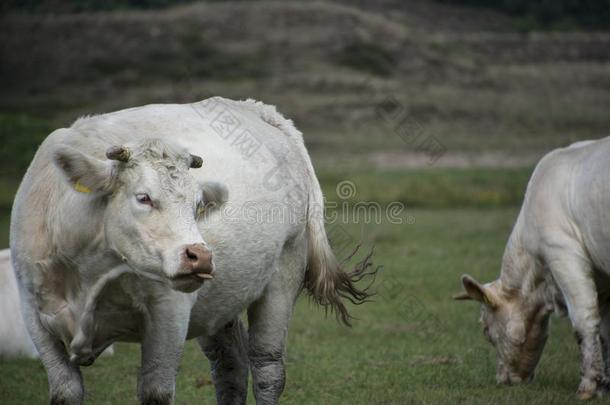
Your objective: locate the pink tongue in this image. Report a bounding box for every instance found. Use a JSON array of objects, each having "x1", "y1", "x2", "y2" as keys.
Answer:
[{"x1": 195, "y1": 273, "x2": 214, "y2": 280}]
